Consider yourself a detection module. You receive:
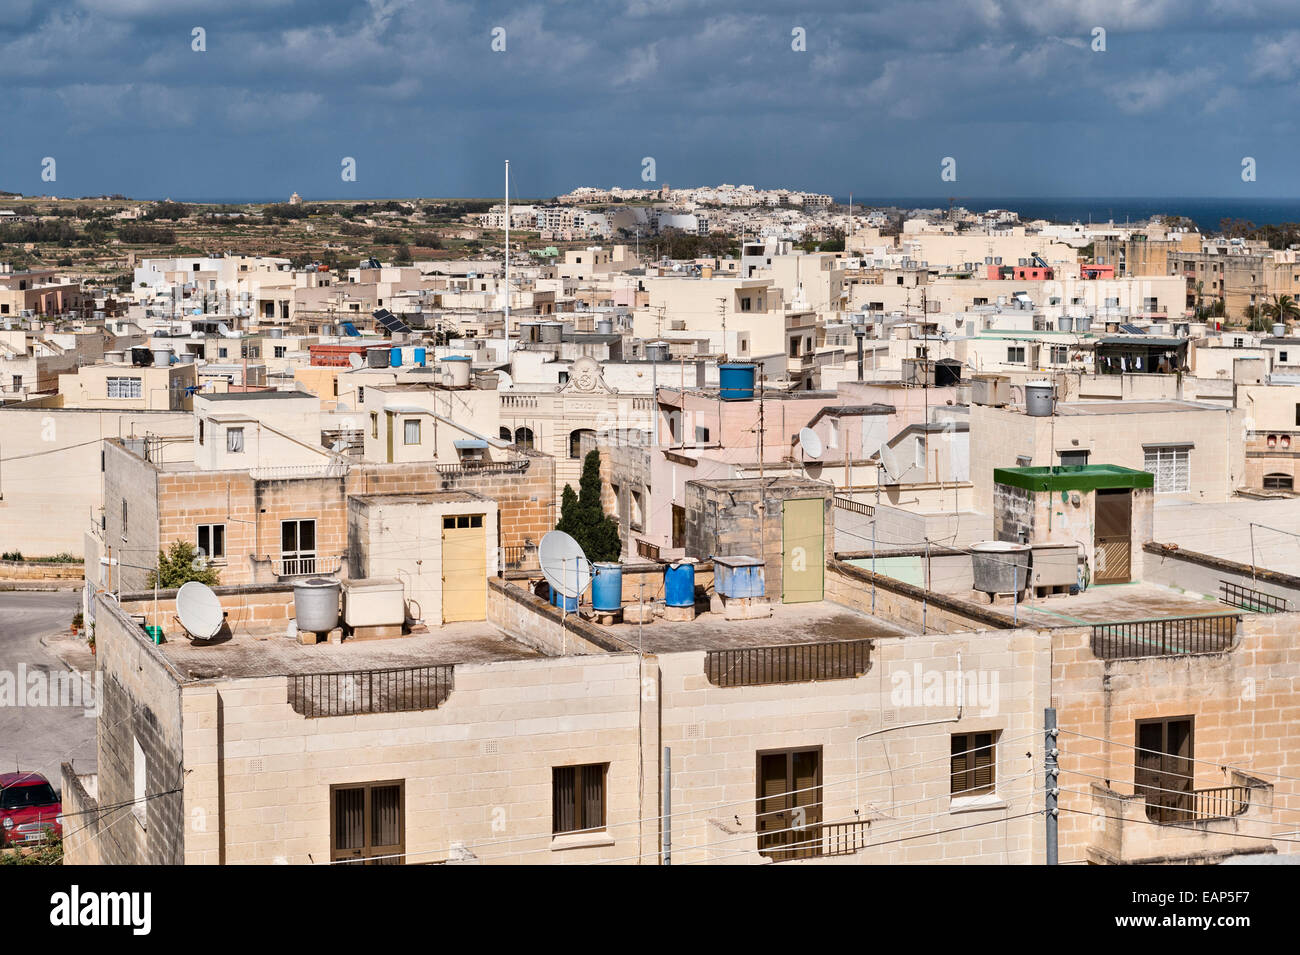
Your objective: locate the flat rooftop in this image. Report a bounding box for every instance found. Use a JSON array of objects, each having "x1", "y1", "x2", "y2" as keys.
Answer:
[
  {"x1": 154, "y1": 621, "x2": 542, "y2": 681},
  {"x1": 1015, "y1": 581, "x2": 1230, "y2": 629},
  {"x1": 1055, "y1": 400, "x2": 1218, "y2": 415},
  {"x1": 601, "y1": 600, "x2": 913, "y2": 653}
]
